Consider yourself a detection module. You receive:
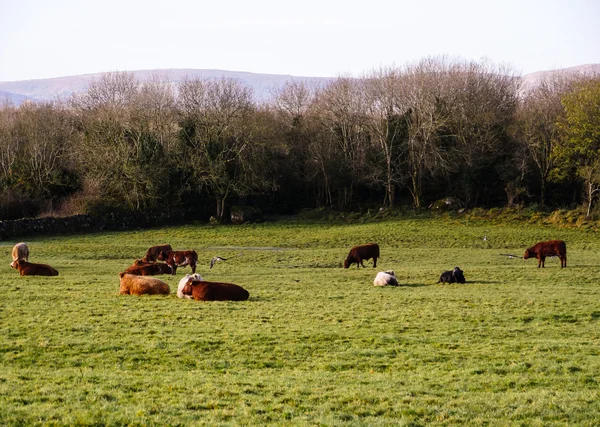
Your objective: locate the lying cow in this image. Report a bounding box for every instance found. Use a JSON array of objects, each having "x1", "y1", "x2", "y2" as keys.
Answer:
[
  {"x1": 119, "y1": 272, "x2": 170, "y2": 295},
  {"x1": 373, "y1": 270, "x2": 399, "y2": 286},
  {"x1": 9, "y1": 242, "x2": 29, "y2": 269},
  {"x1": 524, "y1": 240, "x2": 567, "y2": 268},
  {"x1": 177, "y1": 273, "x2": 203, "y2": 299},
  {"x1": 158, "y1": 250, "x2": 198, "y2": 275},
  {"x1": 142, "y1": 244, "x2": 172, "y2": 263},
  {"x1": 181, "y1": 279, "x2": 249, "y2": 301},
  {"x1": 123, "y1": 260, "x2": 173, "y2": 276},
  {"x1": 438, "y1": 267, "x2": 466, "y2": 284},
  {"x1": 344, "y1": 243, "x2": 380, "y2": 268},
  {"x1": 12, "y1": 260, "x2": 58, "y2": 276}
]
